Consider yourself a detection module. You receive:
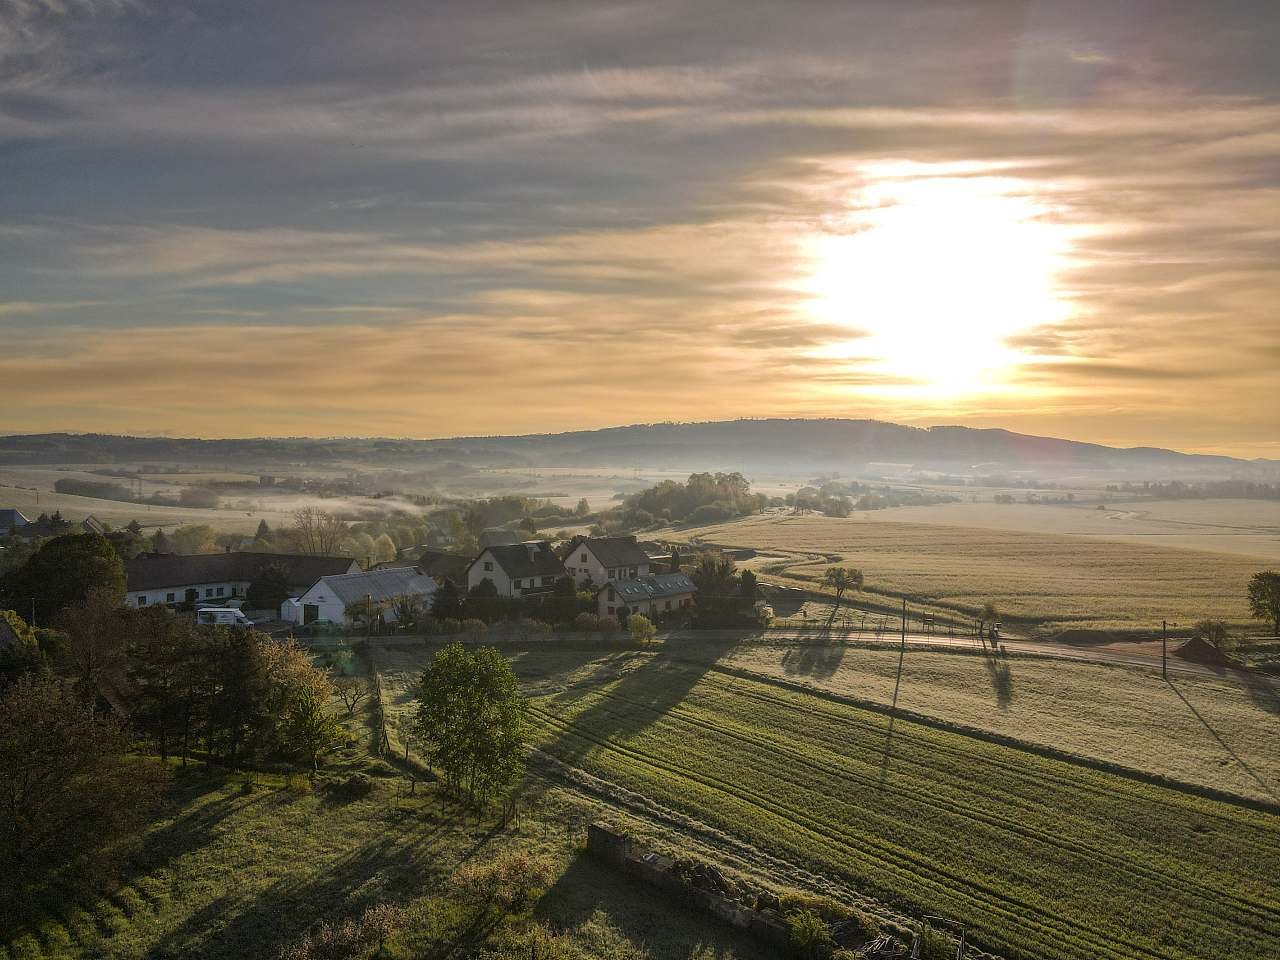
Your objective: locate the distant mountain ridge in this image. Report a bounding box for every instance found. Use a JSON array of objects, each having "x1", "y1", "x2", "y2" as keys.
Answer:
[{"x1": 0, "y1": 420, "x2": 1272, "y2": 479}]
